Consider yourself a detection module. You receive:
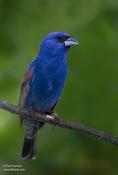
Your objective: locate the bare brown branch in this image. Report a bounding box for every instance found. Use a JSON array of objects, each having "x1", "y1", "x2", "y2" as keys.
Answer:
[{"x1": 0, "y1": 100, "x2": 118, "y2": 145}]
